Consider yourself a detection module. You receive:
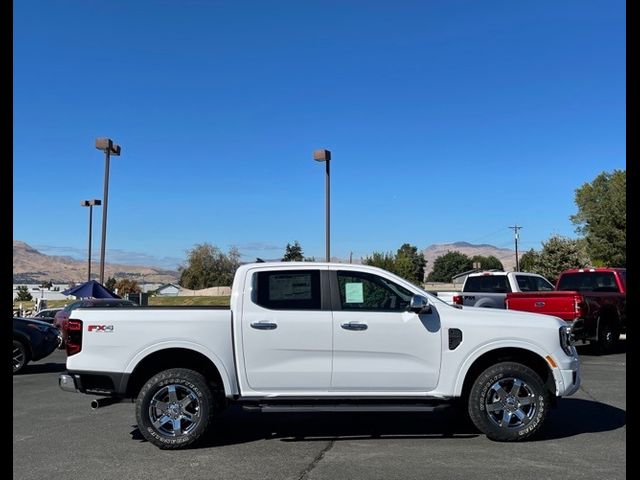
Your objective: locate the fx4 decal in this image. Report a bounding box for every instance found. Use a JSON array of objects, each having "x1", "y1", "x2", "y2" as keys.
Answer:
[{"x1": 87, "y1": 325, "x2": 114, "y2": 332}]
